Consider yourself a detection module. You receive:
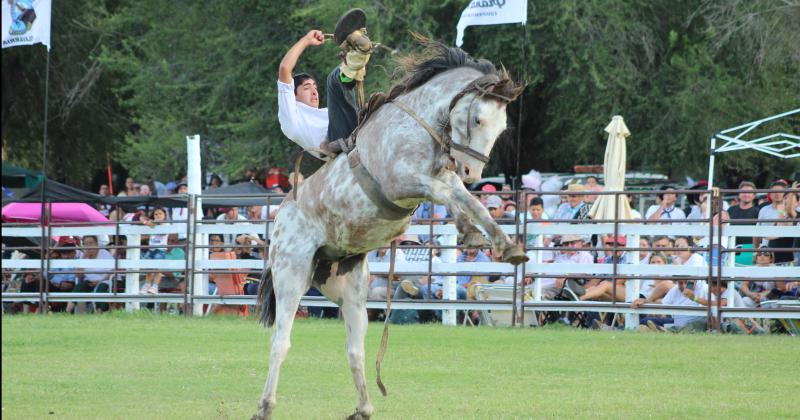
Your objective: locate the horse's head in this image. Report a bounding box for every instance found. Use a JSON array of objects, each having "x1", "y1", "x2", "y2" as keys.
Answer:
[{"x1": 447, "y1": 73, "x2": 523, "y2": 183}]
